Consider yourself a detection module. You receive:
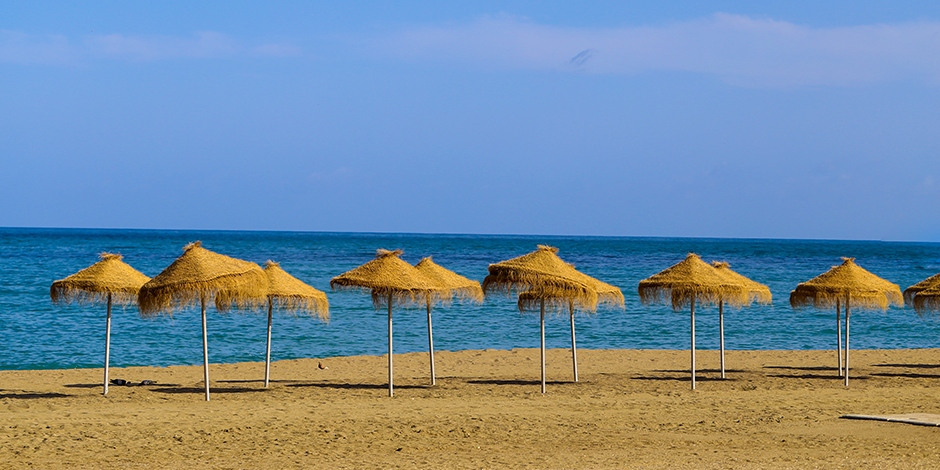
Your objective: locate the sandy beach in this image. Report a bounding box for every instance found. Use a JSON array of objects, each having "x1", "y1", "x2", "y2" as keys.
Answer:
[{"x1": 2, "y1": 348, "x2": 939, "y2": 469}]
